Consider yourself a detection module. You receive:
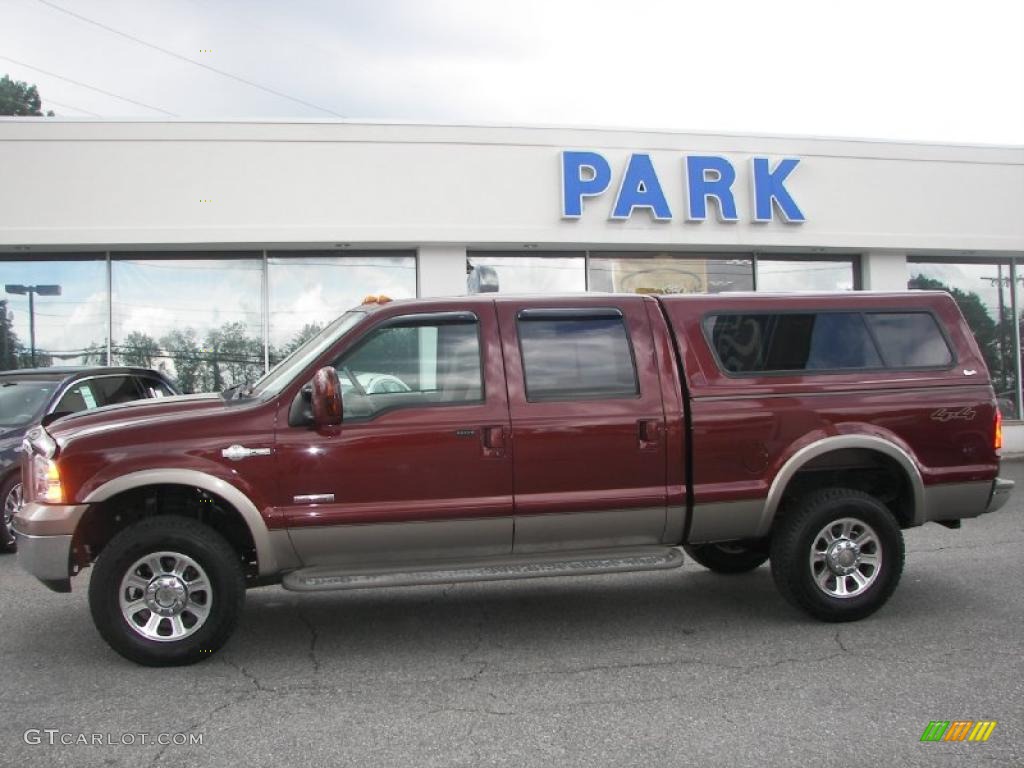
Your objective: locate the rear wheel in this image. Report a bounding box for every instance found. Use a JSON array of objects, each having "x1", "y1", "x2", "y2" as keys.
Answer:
[
  {"x1": 684, "y1": 542, "x2": 768, "y2": 573},
  {"x1": 770, "y1": 488, "x2": 904, "y2": 622},
  {"x1": 0, "y1": 474, "x2": 22, "y2": 553},
  {"x1": 88, "y1": 516, "x2": 245, "y2": 666}
]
